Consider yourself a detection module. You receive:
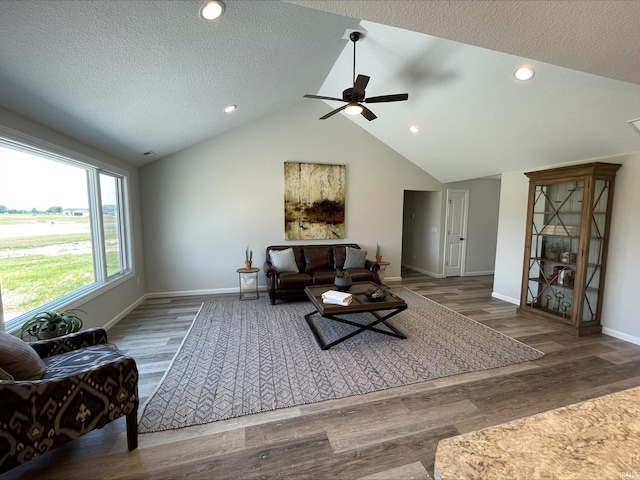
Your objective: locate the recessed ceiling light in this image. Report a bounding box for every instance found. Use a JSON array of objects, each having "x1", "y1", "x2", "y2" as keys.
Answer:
[
  {"x1": 409, "y1": 125, "x2": 420, "y2": 133},
  {"x1": 223, "y1": 104, "x2": 236, "y2": 113},
  {"x1": 200, "y1": 0, "x2": 225, "y2": 20},
  {"x1": 514, "y1": 66, "x2": 535, "y2": 81},
  {"x1": 345, "y1": 103, "x2": 363, "y2": 116}
]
